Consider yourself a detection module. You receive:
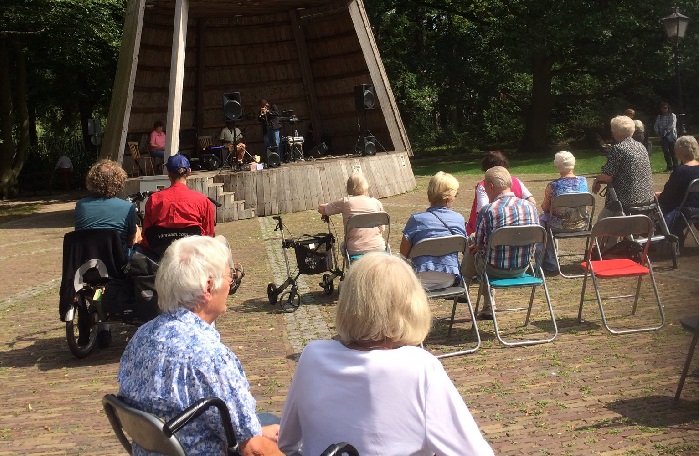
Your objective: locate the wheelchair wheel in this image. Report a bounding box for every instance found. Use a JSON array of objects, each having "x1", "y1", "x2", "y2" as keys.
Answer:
[
  {"x1": 321, "y1": 274, "x2": 334, "y2": 295},
  {"x1": 267, "y1": 283, "x2": 278, "y2": 305},
  {"x1": 280, "y1": 288, "x2": 301, "y2": 313},
  {"x1": 66, "y1": 295, "x2": 98, "y2": 358}
]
